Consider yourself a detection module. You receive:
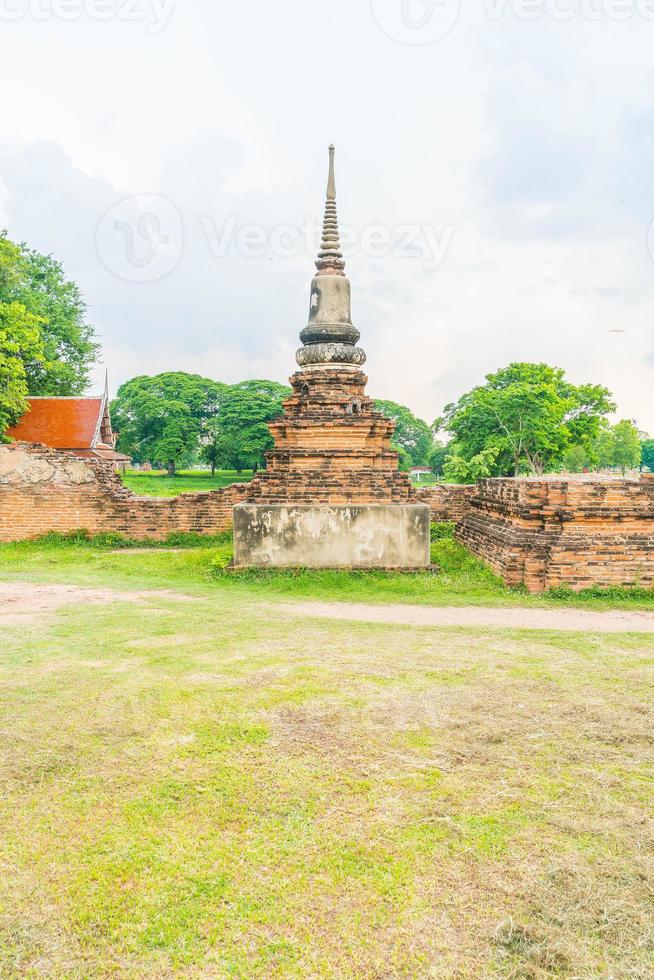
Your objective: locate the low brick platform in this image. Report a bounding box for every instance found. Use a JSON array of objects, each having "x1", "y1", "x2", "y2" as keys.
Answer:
[{"x1": 457, "y1": 475, "x2": 654, "y2": 593}]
